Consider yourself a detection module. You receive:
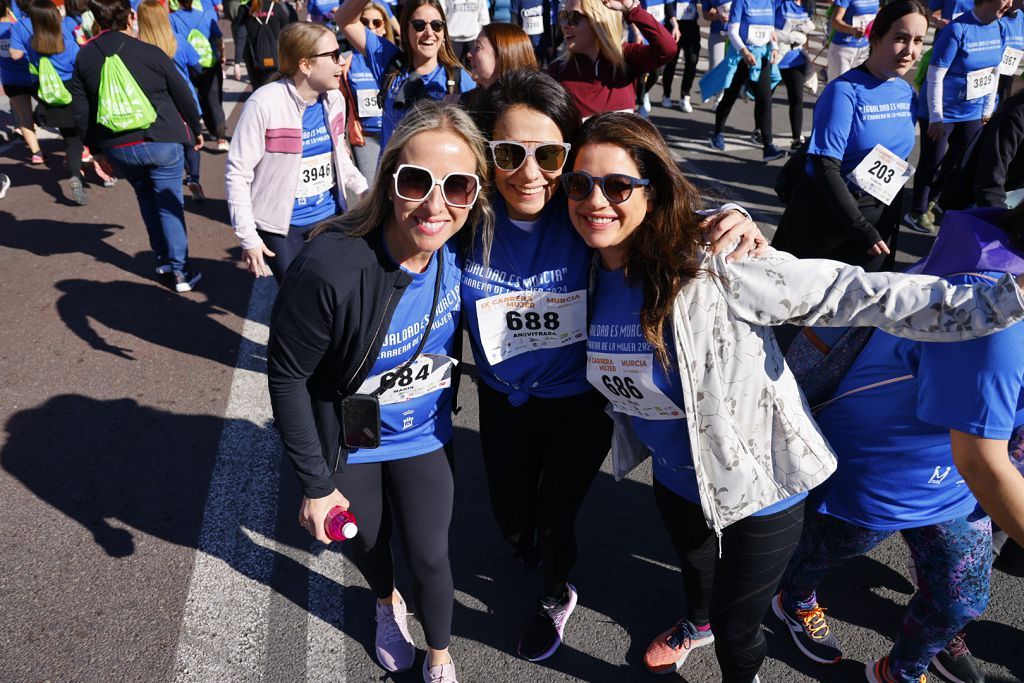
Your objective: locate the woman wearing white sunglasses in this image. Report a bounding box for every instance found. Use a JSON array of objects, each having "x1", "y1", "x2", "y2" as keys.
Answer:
[
  {"x1": 463, "y1": 69, "x2": 765, "y2": 663},
  {"x1": 268, "y1": 99, "x2": 493, "y2": 683}
]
